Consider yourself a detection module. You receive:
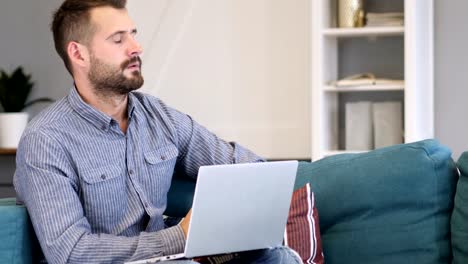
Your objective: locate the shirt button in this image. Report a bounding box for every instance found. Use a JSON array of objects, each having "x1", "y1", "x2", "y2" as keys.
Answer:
[
  {"x1": 161, "y1": 156, "x2": 166, "y2": 161},
  {"x1": 144, "y1": 203, "x2": 149, "y2": 208},
  {"x1": 129, "y1": 170, "x2": 134, "y2": 175},
  {"x1": 101, "y1": 174, "x2": 106, "y2": 180}
]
